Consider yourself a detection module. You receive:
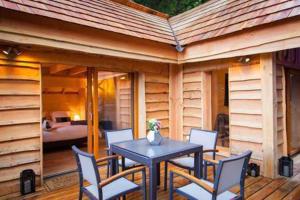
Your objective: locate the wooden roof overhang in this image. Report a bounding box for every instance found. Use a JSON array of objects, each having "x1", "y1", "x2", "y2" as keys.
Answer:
[
  {"x1": 0, "y1": 0, "x2": 300, "y2": 65},
  {"x1": 0, "y1": 8, "x2": 178, "y2": 64}
]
